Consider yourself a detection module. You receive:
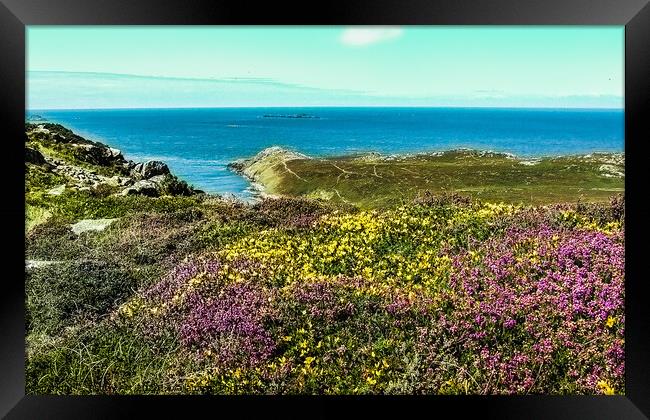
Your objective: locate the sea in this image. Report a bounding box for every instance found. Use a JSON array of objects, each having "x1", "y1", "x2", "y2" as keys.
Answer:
[{"x1": 27, "y1": 107, "x2": 624, "y2": 199}]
